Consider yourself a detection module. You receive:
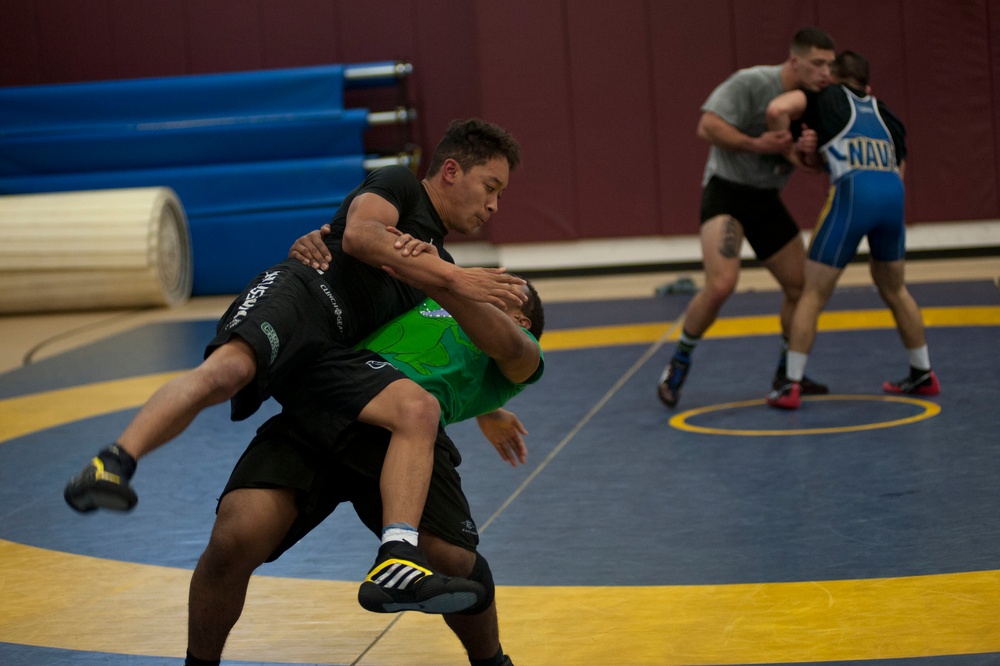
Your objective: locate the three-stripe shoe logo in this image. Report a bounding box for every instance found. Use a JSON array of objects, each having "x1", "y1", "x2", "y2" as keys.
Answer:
[{"x1": 365, "y1": 558, "x2": 431, "y2": 590}]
